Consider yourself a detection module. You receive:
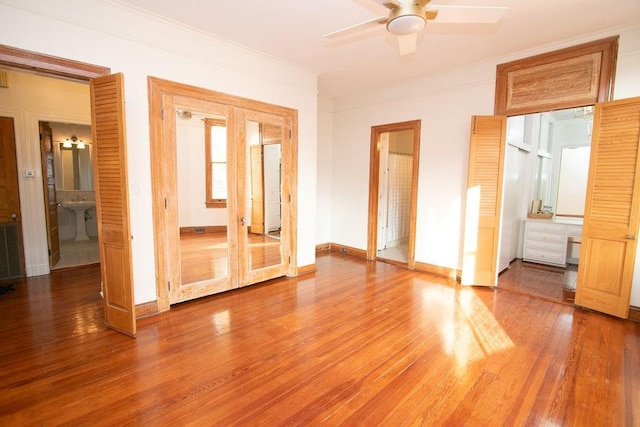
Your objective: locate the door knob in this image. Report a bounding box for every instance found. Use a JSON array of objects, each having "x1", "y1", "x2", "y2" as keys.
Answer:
[
  {"x1": 625, "y1": 234, "x2": 636, "y2": 240},
  {"x1": 10, "y1": 213, "x2": 17, "y2": 221},
  {"x1": 240, "y1": 217, "x2": 247, "y2": 226}
]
